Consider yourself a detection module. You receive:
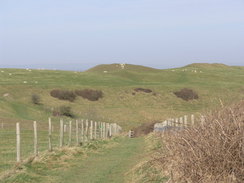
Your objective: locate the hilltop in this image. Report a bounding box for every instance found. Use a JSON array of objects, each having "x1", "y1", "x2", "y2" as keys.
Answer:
[
  {"x1": 0, "y1": 63, "x2": 243, "y2": 130},
  {"x1": 86, "y1": 63, "x2": 160, "y2": 73}
]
